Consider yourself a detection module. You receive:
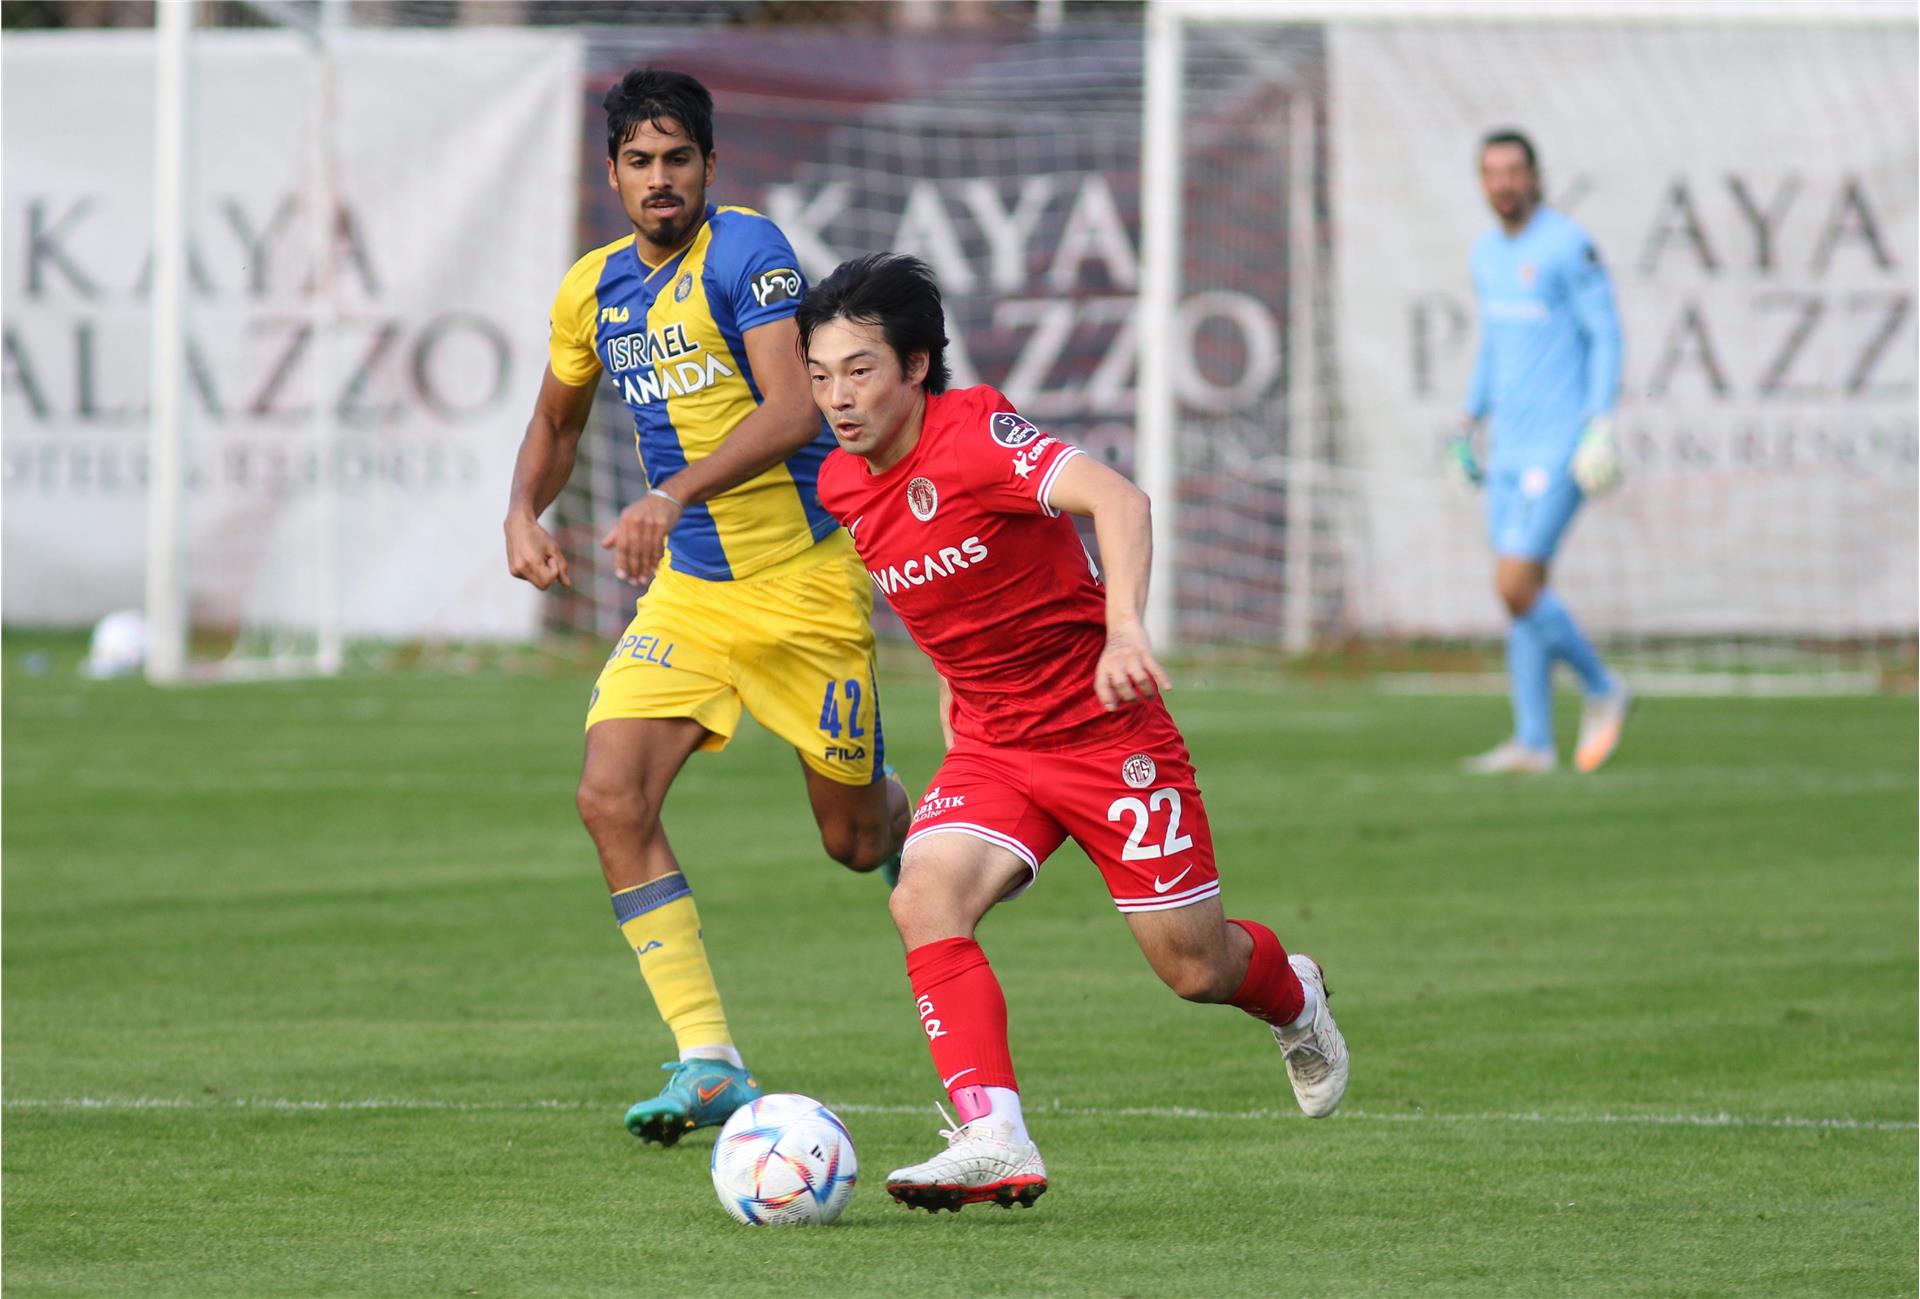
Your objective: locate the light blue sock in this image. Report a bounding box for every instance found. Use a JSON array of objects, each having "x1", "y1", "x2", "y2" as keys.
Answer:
[
  {"x1": 1507, "y1": 611, "x2": 1554, "y2": 751},
  {"x1": 1528, "y1": 590, "x2": 1611, "y2": 696}
]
